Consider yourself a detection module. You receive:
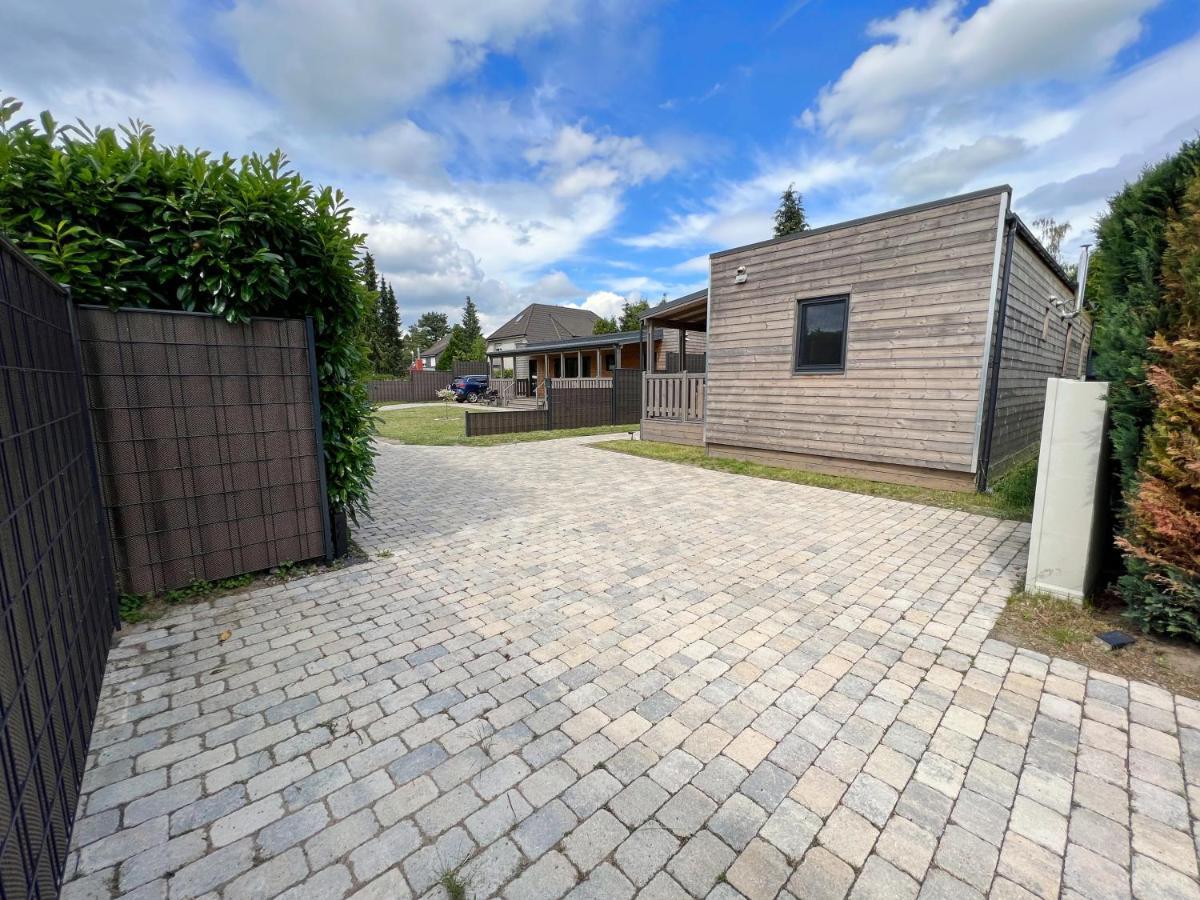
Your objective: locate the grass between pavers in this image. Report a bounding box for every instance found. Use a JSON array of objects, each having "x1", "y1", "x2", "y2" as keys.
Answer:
[
  {"x1": 993, "y1": 591, "x2": 1200, "y2": 700},
  {"x1": 591, "y1": 440, "x2": 1036, "y2": 519},
  {"x1": 375, "y1": 403, "x2": 635, "y2": 446}
]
